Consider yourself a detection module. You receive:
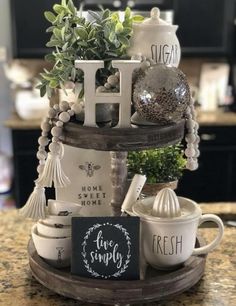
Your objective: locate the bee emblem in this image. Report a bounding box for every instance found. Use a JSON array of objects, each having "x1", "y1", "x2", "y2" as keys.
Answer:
[{"x1": 79, "y1": 162, "x2": 101, "y2": 177}]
